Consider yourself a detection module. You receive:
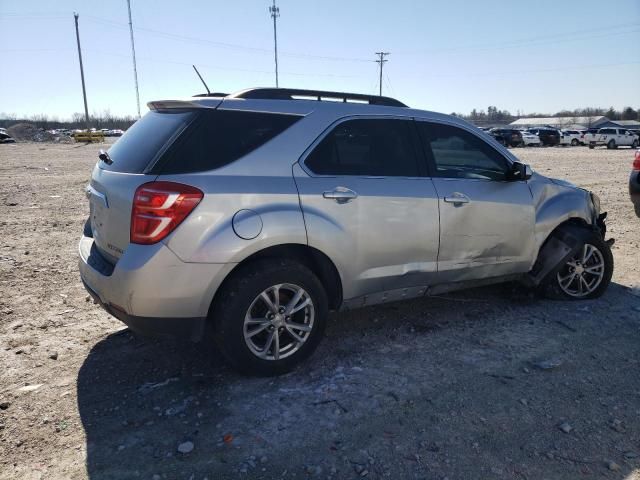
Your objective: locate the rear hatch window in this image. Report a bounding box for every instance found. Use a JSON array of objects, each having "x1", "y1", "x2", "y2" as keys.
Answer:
[
  {"x1": 153, "y1": 109, "x2": 302, "y2": 174},
  {"x1": 101, "y1": 110, "x2": 196, "y2": 173}
]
